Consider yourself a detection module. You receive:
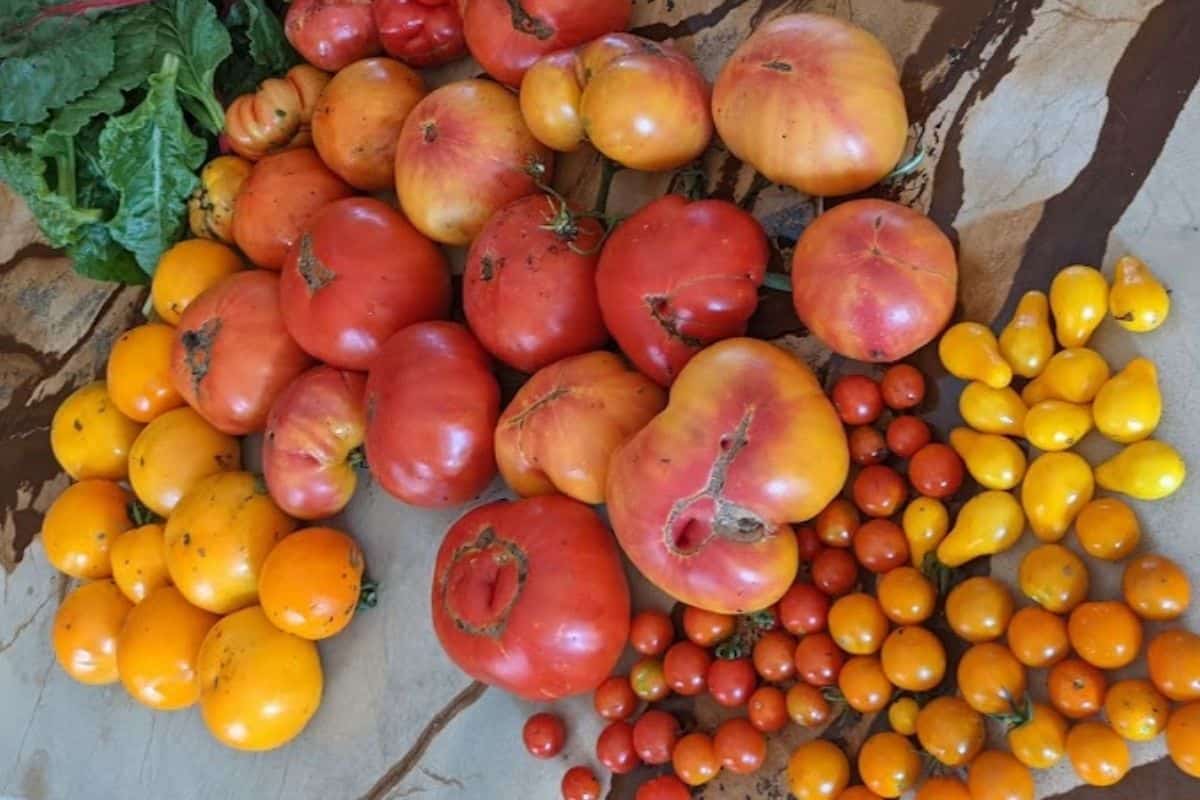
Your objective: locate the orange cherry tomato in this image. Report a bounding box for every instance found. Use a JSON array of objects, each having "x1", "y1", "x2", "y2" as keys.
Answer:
[
  {"x1": 787, "y1": 739, "x2": 850, "y2": 800},
  {"x1": 106, "y1": 323, "x2": 185, "y2": 423},
  {"x1": 828, "y1": 593, "x2": 889, "y2": 655},
  {"x1": 787, "y1": 681, "x2": 833, "y2": 727},
  {"x1": 838, "y1": 787, "x2": 884, "y2": 800},
  {"x1": 880, "y1": 625, "x2": 945, "y2": 692},
  {"x1": 1018, "y1": 543, "x2": 1089, "y2": 613},
  {"x1": 1123, "y1": 553, "x2": 1190, "y2": 620},
  {"x1": 116, "y1": 585, "x2": 219, "y2": 710},
  {"x1": 753, "y1": 629, "x2": 798, "y2": 682},
  {"x1": 945, "y1": 576, "x2": 1013, "y2": 643},
  {"x1": 1065, "y1": 721, "x2": 1130, "y2": 787},
  {"x1": 50, "y1": 381, "x2": 143, "y2": 480},
  {"x1": 42, "y1": 479, "x2": 131, "y2": 579},
  {"x1": 852, "y1": 465, "x2": 907, "y2": 518},
  {"x1": 110, "y1": 523, "x2": 172, "y2": 603},
  {"x1": 151, "y1": 238, "x2": 243, "y2": 325},
  {"x1": 957, "y1": 642, "x2": 1025, "y2": 715},
  {"x1": 1008, "y1": 701, "x2": 1068, "y2": 769},
  {"x1": 915, "y1": 696, "x2": 985, "y2": 767},
  {"x1": 1104, "y1": 678, "x2": 1168, "y2": 742},
  {"x1": 51, "y1": 579, "x2": 133, "y2": 685},
  {"x1": 629, "y1": 609, "x2": 675, "y2": 656},
  {"x1": 852, "y1": 519, "x2": 909, "y2": 574},
  {"x1": 915, "y1": 777, "x2": 970, "y2": 800},
  {"x1": 1048, "y1": 658, "x2": 1107, "y2": 719},
  {"x1": 857, "y1": 731, "x2": 920, "y2": 799},
  {"x1": 128, "y1": 406, "x2": 242, "y2": 517},
  {"x1": 258, "y1": 527, "x2": 365, "y2": 640},
  {"x1": 1166, "y1": 702, "x2": 1200, "y2": 778},
  {"x1": 672, "y1": 732, "x2": 719, "y2": 787},
  {"x1": 876, "y1": 566, "x2": 936, "y2": 624},
  {"x1": 748, "y1": 685, "x2": 788, "y2": 733},
  {"x1": 1073, "y1": 497, "x2": 1140, "y2": 561},
  {"x1": 1067, "y1": 600, "x2": 1141, "y2": 669},
  {"x1": 1006, "y1": 606, "x2": 1069, "y2": 668},
  {"x1": 713, "y1": 717, "x2": 766, "y2": 775},
  {"x1": 881, "y1": 364, "x2": 925, "y2": 410},
  {"x1": 838, "y1": 655, "x2": 893, "y2": 713},
  {"x1": 682, "y1": 606, "x2": 735, "y2": 646},
  {"x1": 887, "y1": 696, "x2": 919, "y2": 736},
  {"x1": 967, "y1": 750, "x2": 1033, "y2": 800},
  {"x1": 1148, "y1": 629, "x2": 1200, "y2": 701},
  {"x1": 816, "y1": 498, "x2": 860, "y2": 548}
]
